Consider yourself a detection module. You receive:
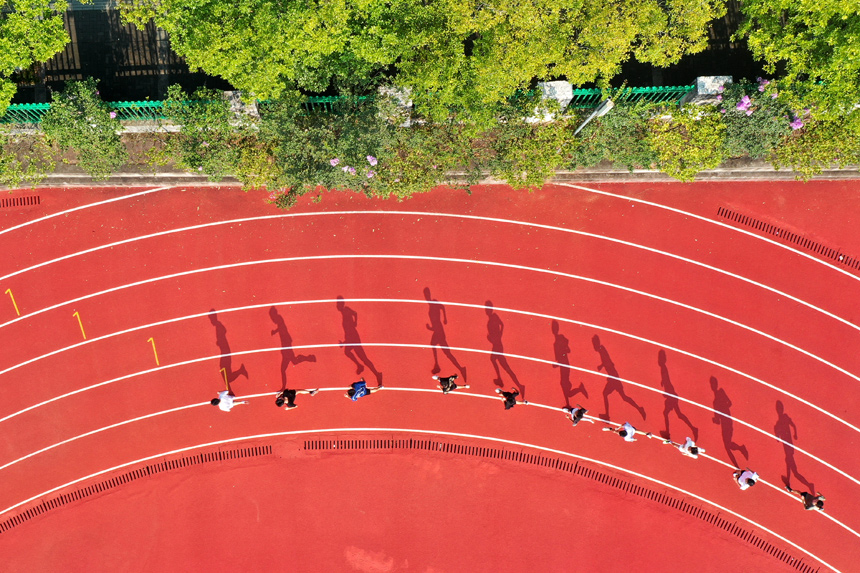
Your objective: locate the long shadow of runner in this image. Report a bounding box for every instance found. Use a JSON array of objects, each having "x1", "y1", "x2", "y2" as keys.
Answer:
[
  {"x1": 485, "y1": 301, "x2": 524, "y2": 396},
  {"x1": 774, "y1": 400, "x2": 814, "y2": 491},
  {"x1": 209, "y1": 309, "x2": 248, "y2": 388},
  {"x1": 658, "y1": 350, "x2": 698, "y2": 440},
  {"x1": 336, "y1": 296, "x2": 382, "y2": 385},
  {"x1": 270, "y1": 306, "x2": 316, "y2": 392},
  {"x1": 710, "y1": 376, "x2": 749, "y2": 467},
  {"x1": 424, "y1": 287, "x2": 466, "y2": 380},
  {"x1": 551, "y1": 320, "x2": 587, "y2": 407},
  {"x1": 592, "y1": 334, "x2": 646, "y2": 421}
]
